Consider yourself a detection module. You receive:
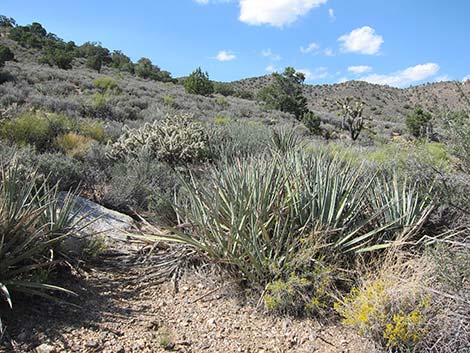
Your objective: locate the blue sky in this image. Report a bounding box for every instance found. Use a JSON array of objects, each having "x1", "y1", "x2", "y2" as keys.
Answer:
[{"x1": 1, "y1": 0, "x2": 469, "y2": 86}]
